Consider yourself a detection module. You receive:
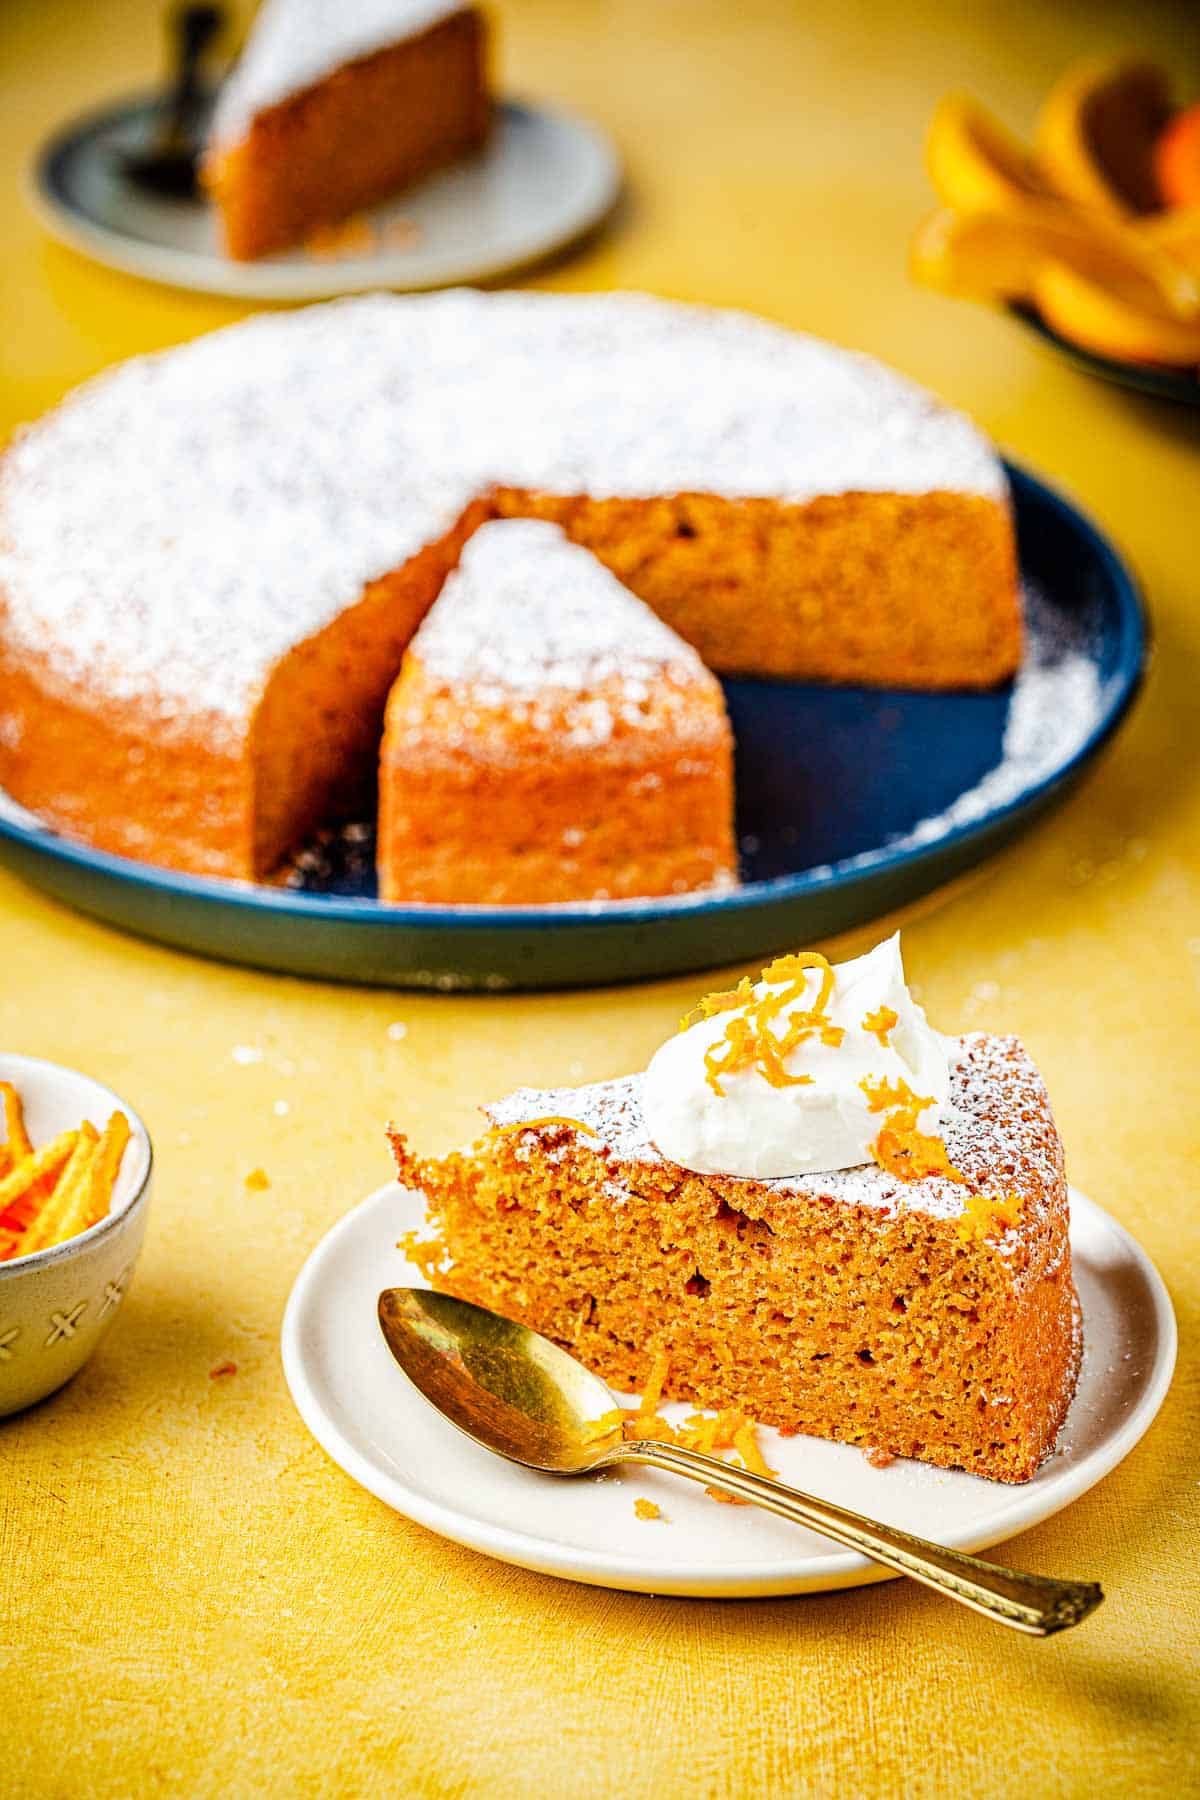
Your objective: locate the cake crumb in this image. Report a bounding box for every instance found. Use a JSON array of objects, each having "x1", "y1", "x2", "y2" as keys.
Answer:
[
  {"x1": 244, "y1": 1168, "x2": 270, "y2": 1191},
  {"x1": 305, "y1": 214, "x2": 376, "y2": 260},
  {"x1": 586, "y1": 1353, "x2": 776, "y2": 1508},
  {"x1": 633, "y1": 1498, "x2": 662, "y2": 1521},
  {"x1": 864, "y1": 1445, "x2": 896, "y2": 1469},
  {"x1": 705, "y1": 1486, "x2": 750, "y2": 1506},
  {"x1": 398, "y1": 1227, "x2": 448, "y2": 1281},
  {"x1": 209, "y1": 1360, "x2": 238, "y2": 1379}
]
